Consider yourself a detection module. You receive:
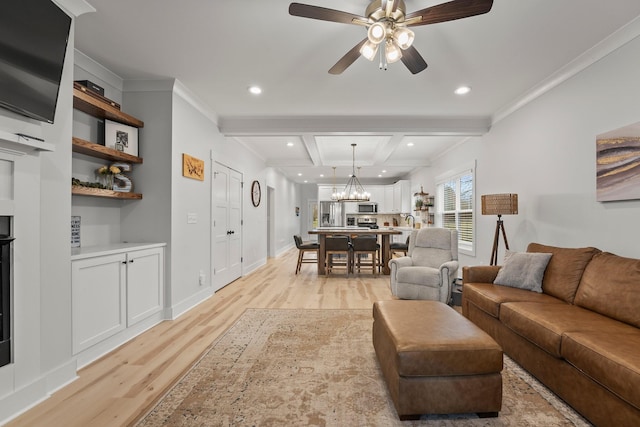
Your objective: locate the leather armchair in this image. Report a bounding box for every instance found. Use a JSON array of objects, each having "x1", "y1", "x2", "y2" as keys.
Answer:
[{"x1": 389, "y1": 227, "x2": 459, "y2": 303}]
